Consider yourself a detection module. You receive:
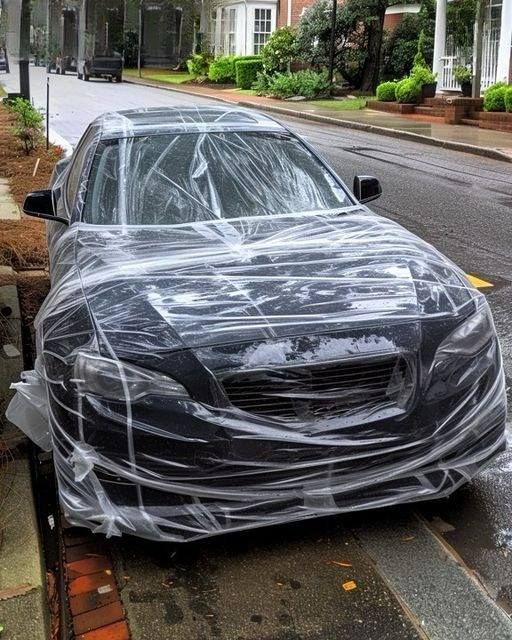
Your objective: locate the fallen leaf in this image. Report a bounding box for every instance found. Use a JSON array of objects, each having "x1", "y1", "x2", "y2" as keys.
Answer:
[
  {"x1": 401, "y1": 535, "x2": 415, "y2": 542},
  {"x1": 341, "y1": 580, "x2": 357, "y2": 591}
]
